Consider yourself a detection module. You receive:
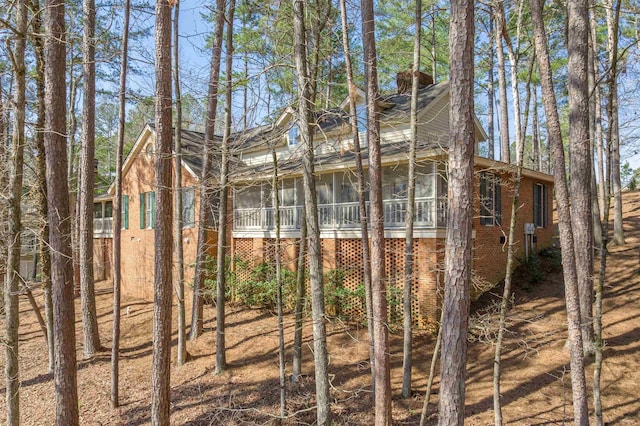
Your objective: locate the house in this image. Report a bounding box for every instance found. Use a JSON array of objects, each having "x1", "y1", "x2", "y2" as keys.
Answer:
[{"x1": 93, "y1": 76, "x2": 554, "y2": 324}]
